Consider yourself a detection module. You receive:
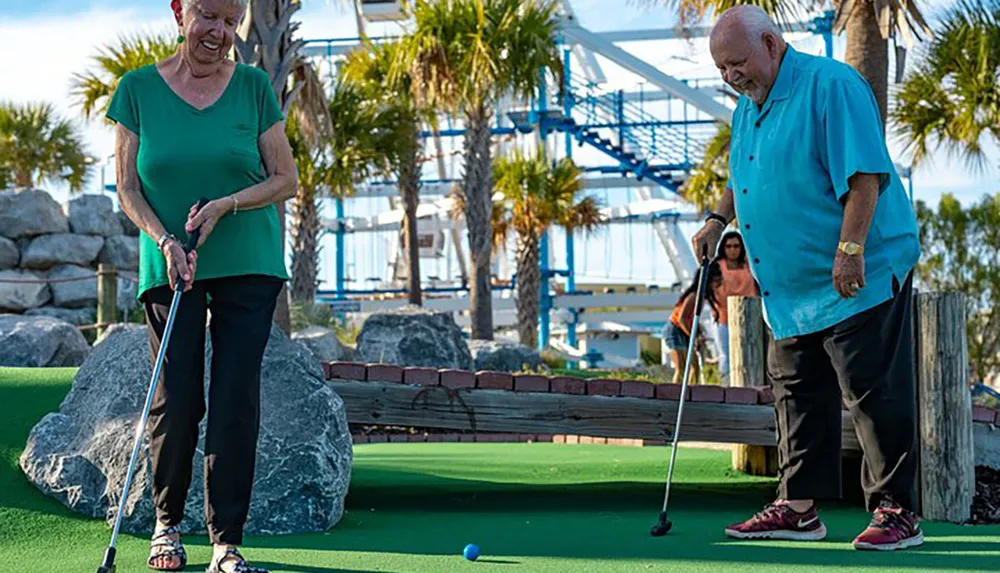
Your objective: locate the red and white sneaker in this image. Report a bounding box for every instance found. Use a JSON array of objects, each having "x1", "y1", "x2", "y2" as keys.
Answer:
[
  {"x1": 853, "y1": 500, "x2": 924, "y2": 551},
  {"x1": 725, "y1": 501, "x2": 827, "y2": 541}
]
